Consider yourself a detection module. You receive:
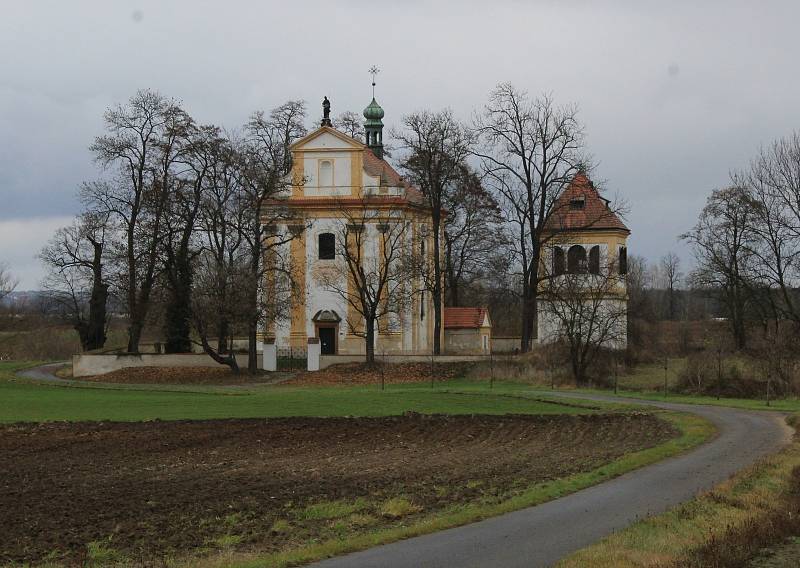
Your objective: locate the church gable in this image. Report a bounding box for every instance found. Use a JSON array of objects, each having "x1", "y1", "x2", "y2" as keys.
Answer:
[{"x1": 292, "y1": 127, "x2": 363, "y2": 151}]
